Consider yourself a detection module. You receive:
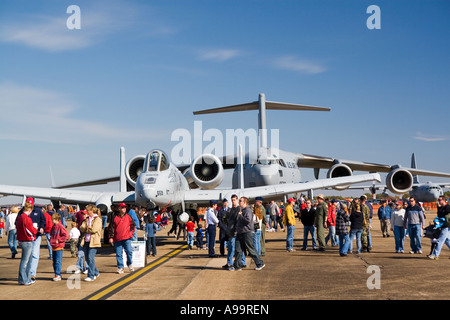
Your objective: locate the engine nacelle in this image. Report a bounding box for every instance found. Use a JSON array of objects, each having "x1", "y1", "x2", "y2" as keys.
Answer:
[
  {"x1": 386, "y1": 168, "x2": 413, "y2": 194},
  {"x1": 327, "y1": 163, "x2": 353, "y2": 190},
  {"x1": 125, "y1": 155, "x2": 145, "y2": 188},
  {"x1": 189, "y1": 154, "x2": 224, "y2": 190}
]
